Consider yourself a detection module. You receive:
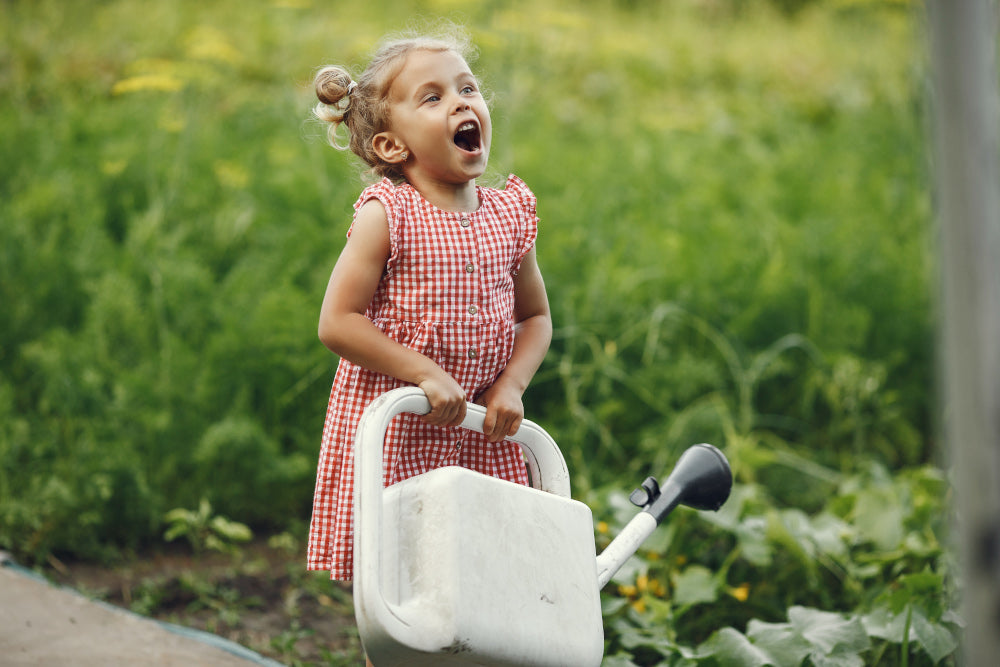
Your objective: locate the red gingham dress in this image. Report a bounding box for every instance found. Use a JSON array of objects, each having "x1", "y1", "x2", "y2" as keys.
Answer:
[{"x1": 307, "y1": 175, "x2": 537, "y2": 580}]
